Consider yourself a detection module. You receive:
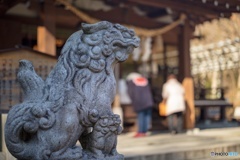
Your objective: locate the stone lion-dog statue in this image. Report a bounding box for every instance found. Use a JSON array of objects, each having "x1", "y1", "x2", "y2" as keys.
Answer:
[{"x1": 5, "y1": 21, "x2": 139, "y2": 160}]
